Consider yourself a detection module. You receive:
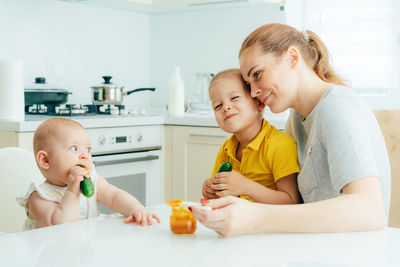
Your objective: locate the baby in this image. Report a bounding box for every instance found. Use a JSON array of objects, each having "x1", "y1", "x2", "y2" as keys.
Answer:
[
  {"x1": 202, "y1": 68, "x2": 300, "y2": 204},
  {"x1": 17, "y1": 117, "x2": 160, "y2": 230}
]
